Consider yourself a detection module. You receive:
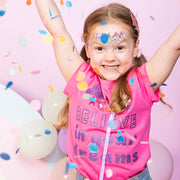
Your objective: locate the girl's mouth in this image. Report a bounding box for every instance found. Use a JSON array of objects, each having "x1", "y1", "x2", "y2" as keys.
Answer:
[{"x1": 102, "y1": 65, "x2": 120, "y2": 69}]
